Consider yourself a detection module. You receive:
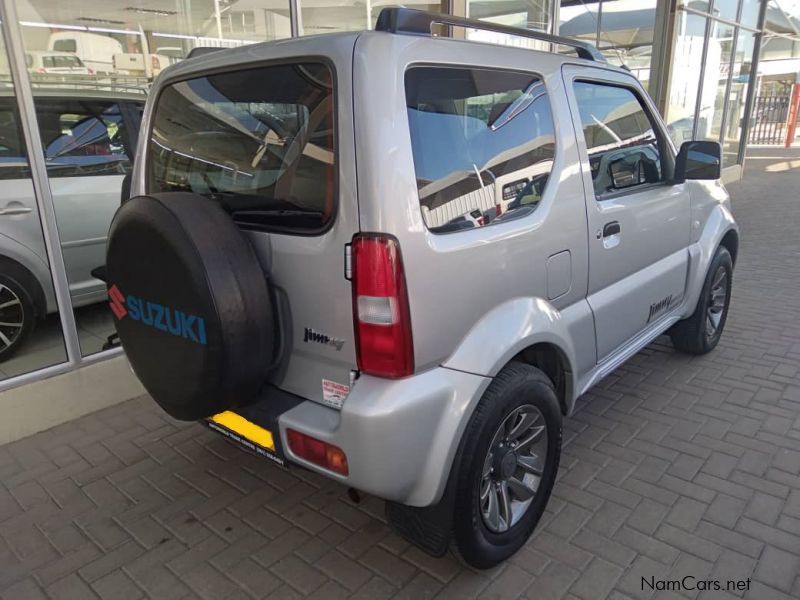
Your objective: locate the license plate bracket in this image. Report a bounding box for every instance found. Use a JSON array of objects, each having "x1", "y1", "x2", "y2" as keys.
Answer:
[{"x1": 206, "y1": 411, "x2": 287, "y2": 467}]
